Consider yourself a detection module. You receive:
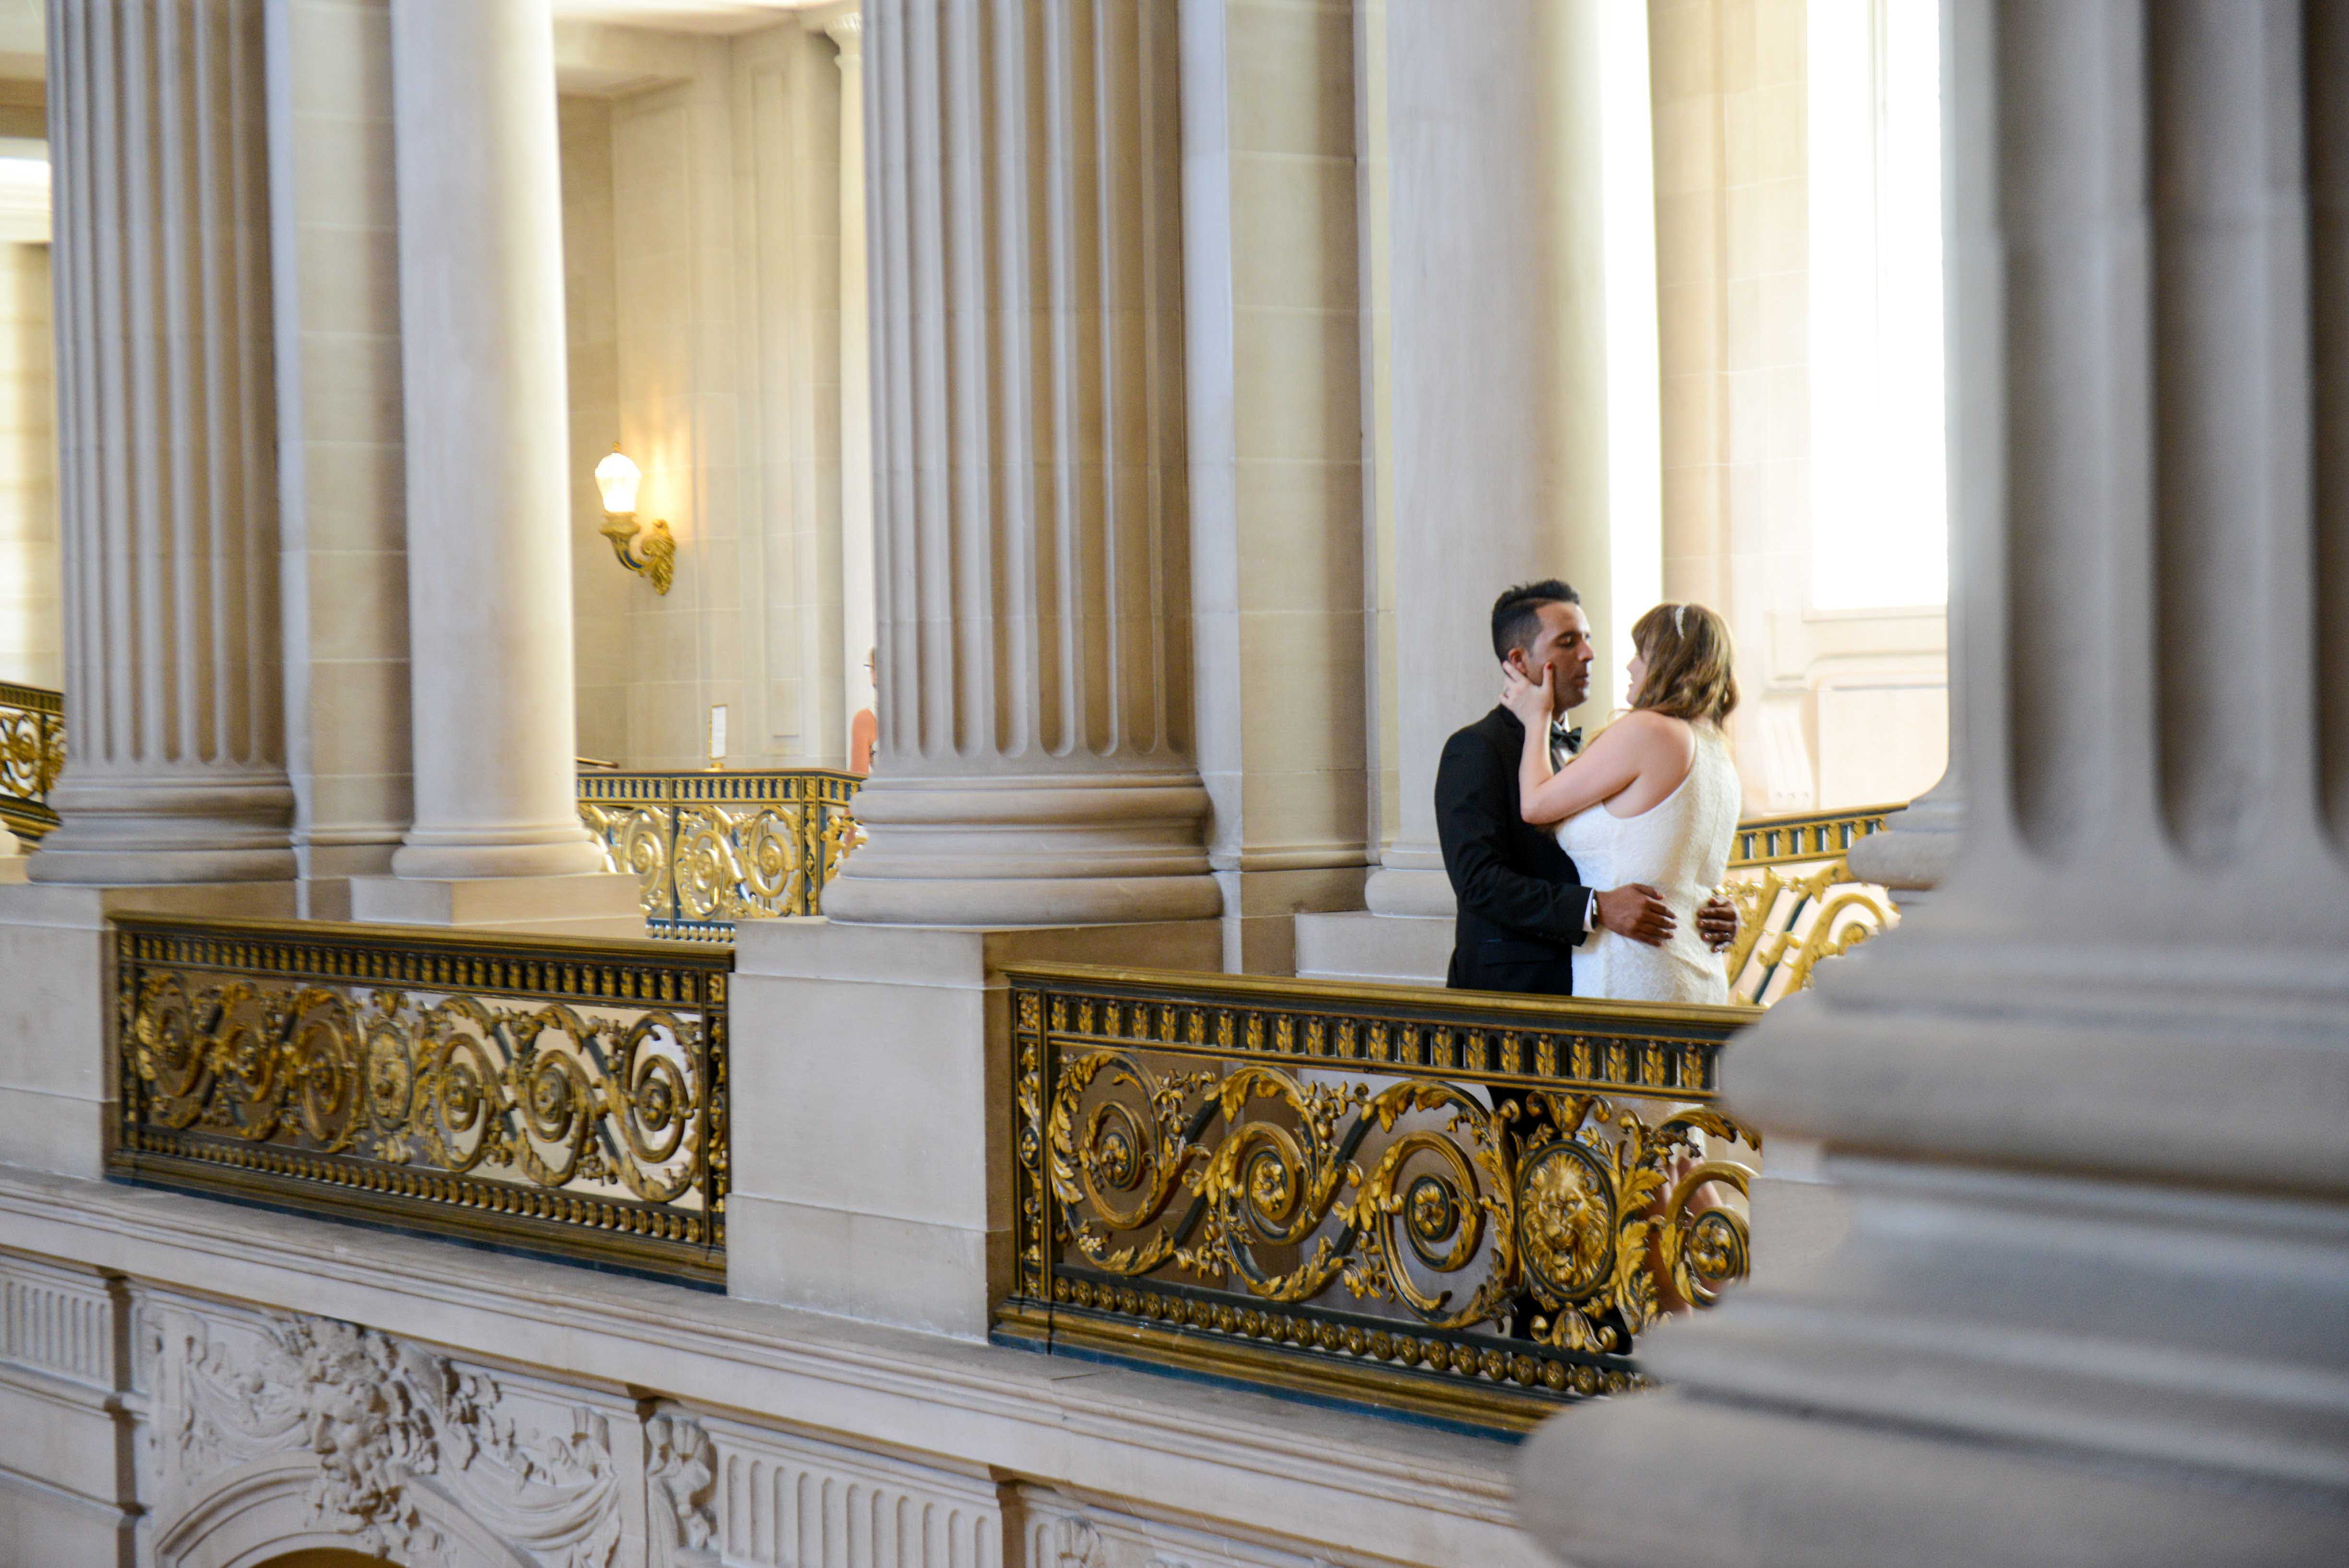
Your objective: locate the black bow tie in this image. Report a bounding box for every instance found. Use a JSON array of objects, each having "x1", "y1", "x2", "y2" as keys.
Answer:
[{"x1": 1551, "y1": 723, "x2": 1583, "y2": 755}]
